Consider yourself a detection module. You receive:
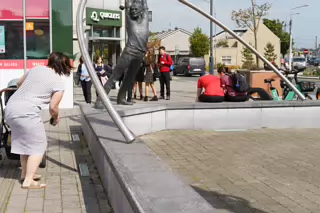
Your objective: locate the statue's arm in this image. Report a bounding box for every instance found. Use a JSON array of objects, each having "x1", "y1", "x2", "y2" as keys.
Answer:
[
  {"x1": 125, "y1": 0, "x2": 132, "y2": 8},
  {"x1": 141, "y1": 0, "x2": 148, "y2": 11}
]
